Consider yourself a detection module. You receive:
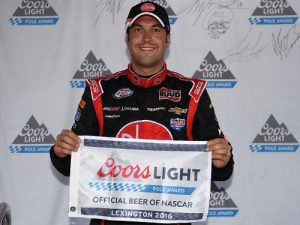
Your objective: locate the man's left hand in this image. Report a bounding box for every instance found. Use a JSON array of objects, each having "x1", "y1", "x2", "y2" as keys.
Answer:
[{"x1": 206, "y1": 138, "x2": 231, "y2": 168}]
